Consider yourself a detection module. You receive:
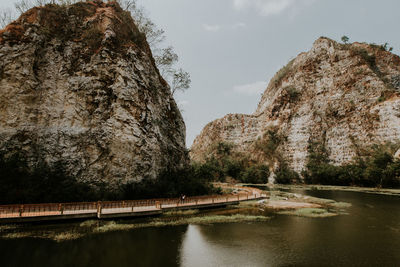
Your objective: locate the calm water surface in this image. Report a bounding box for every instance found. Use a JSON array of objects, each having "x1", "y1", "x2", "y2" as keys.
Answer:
[{"x1": 0, "y1": 190, "x2": 399, "y2": 267}]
